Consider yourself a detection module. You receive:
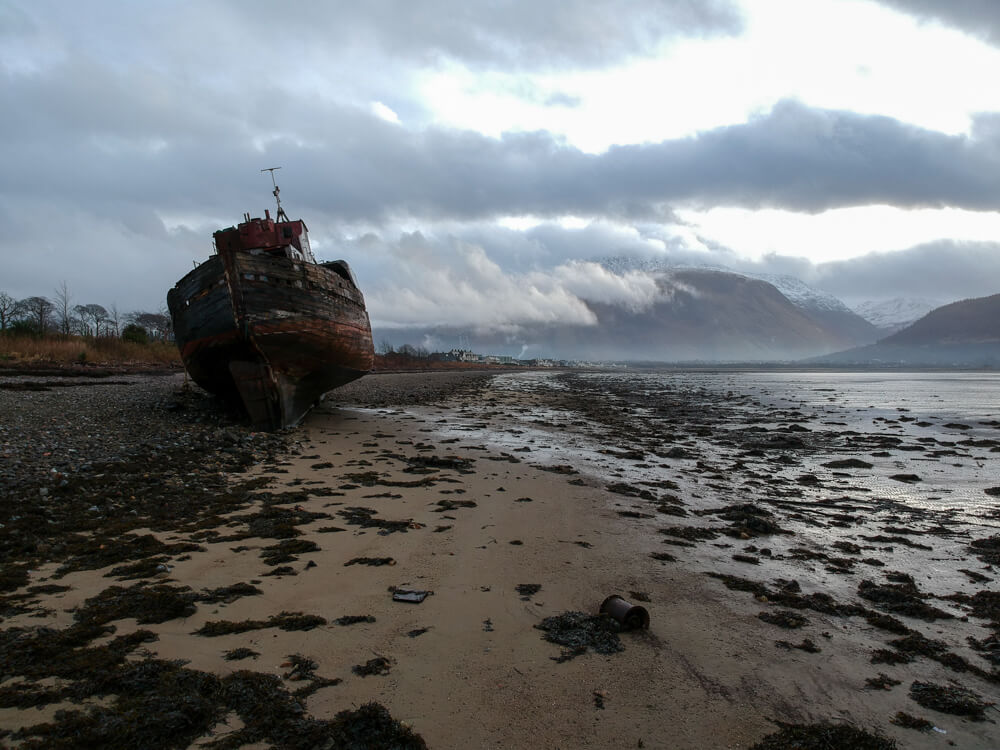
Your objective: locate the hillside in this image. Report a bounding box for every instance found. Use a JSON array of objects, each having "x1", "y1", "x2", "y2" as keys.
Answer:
[
  {"x1": 806, "y1": 293, "x2": 1000, "y2": 366},
  {"x1": 376, "y1": 269, "x2": 870, "y2": 362}
]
